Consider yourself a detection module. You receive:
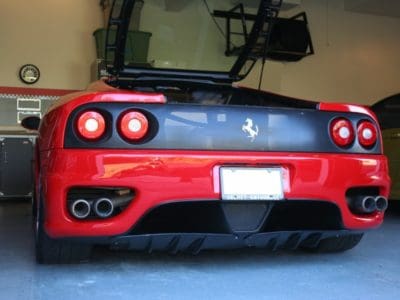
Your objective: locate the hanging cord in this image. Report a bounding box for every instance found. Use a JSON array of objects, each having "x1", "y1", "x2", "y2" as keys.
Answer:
[
  {"x1": 203, "y1": 0, "x2": 237, "y2": 48},
  {"x1": 258, "y1": 20, "x2": 272, "y2": 90},
  {"x1": 203, "y1": 0, "x2": 226, "y2": 38},
  {"x1": 326, "y1": 0, "x2": 330, "y2": 46},
  {"x1": 99, "y1": 0, "x2": 107, "y2": 9},
  {"x1": 258, "y1": 53, "x2": 267, "y2": 90},
  {"x1": 258, "y1": 3, "x2": 280, "y2": 90}
]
